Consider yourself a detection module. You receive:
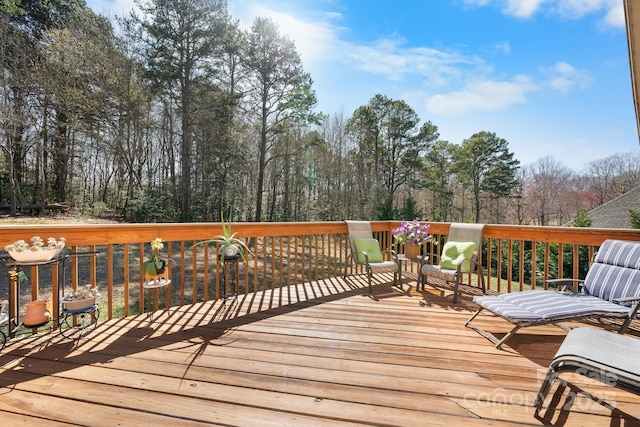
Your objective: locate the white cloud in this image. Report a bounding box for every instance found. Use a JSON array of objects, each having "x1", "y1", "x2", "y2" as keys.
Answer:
[
  {"x1": 553, "y1": 0, "x2": 616, "y2": 19},
  {"x1": 495, "y1": 41, "x2": 511, "y2": 54},
  {"x1": 601, "y1": 1, "x2": 626, "y2": 28},
  {"x1": 266, "y1": 12, "x2": 341, "y2": 65},
  {"x1": 425, "y1": 75, "x2": 537, "y2": 115},
  {"x1": 346, "y1": 37, "x2": 483, "y2": 86},
  {"x1": 543, "y1": 61, "x2": 593, "y2": 94},
  {"x1": 227, "y1": 2, "x2": 343, "y2": 67},
  {"x1": 467, "y1": 0, "x2": 625, "y2": 28},
  {"x1": 504, "y1": 0, "x2": 548, "y2": 19}
]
